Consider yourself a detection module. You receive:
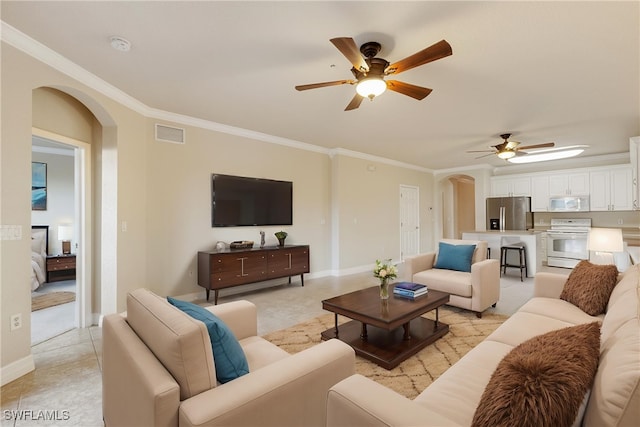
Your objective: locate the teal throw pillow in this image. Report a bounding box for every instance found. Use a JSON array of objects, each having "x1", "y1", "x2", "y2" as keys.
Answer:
[
  {"x1": 434, "y1": 242, "x2": 476, "y2": 272},
  {"x1": 167, "y1": 297, "x2": 249, "y2": 383}
]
